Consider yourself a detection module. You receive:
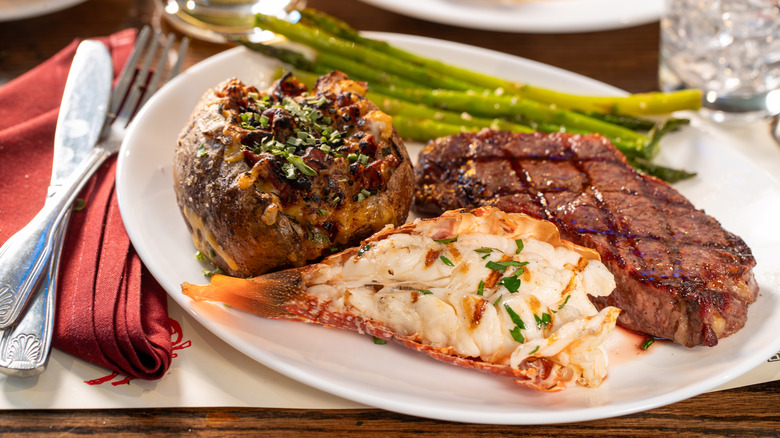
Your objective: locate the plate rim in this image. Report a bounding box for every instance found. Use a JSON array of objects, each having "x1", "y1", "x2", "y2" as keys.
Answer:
[
  {"x1": 357, "y1": 0, "x2": 664, "y2": 33},
  {"x1": 0, "y1": 0, "x2": 85, "y2": 22}
]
